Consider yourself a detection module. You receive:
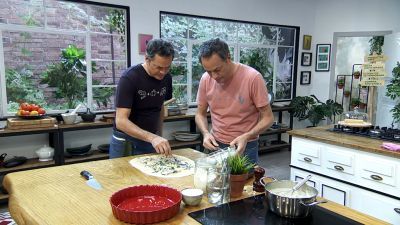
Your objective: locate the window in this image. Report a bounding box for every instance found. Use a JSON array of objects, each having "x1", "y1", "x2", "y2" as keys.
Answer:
[
  {"x1": 0, "y1": 0, "x2": 130, "y2": 116},
  {"x1": 160, "y1": 12, "x2": 299, "y2": 104}
]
